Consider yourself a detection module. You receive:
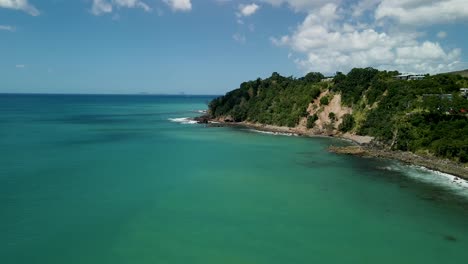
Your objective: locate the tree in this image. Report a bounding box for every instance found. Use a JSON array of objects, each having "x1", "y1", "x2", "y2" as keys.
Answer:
[
  {"x1": 303, "y1": 72, "x2": 324, "y2": 83},
  {"x1": 339, "y1": 114, "x2": 355, "y2": 132},
  {"x1": 320, "y1": 96, "x2": 329, "y2": 106},
  {"x1": 307, "y1": 114, "x2": 318, "y2": 129}
]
